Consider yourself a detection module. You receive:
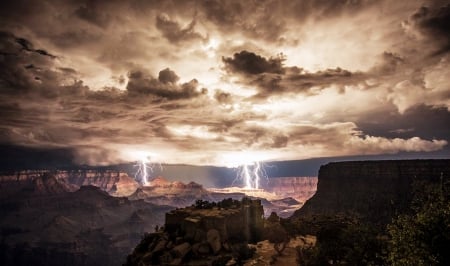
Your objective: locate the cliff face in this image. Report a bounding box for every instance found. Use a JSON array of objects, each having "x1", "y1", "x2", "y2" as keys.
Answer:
[
  {"x1": 129, "y1": 177, "x2": 210, "y2": 207},
  {"x1": 0, "y1": 170, "x2": 139, "y2": 196},
  {"x1": 294, "y1": 160, "x2": 450, "y2": 224},
  {"x1": 263, "y1": 177, "x2": 317, "y2": 204}
]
